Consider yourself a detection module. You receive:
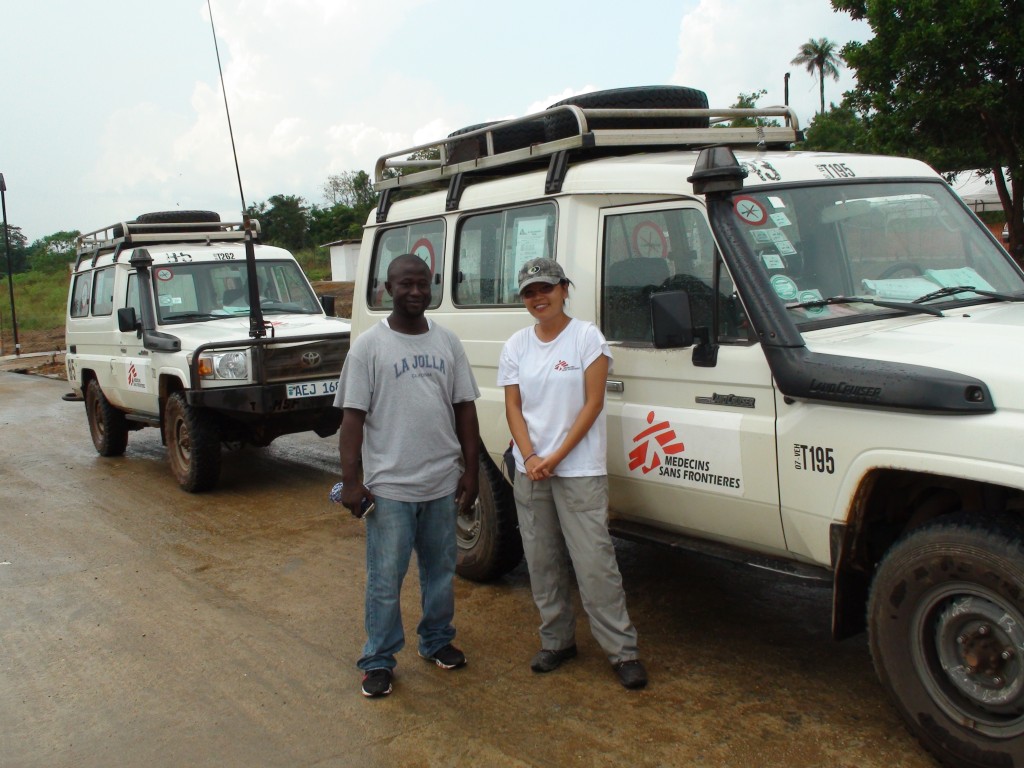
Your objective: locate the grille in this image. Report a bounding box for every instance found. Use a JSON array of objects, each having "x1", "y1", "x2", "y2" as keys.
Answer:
[{"x1": 259, "y1": 338, "x2": 349, "y2": 383}]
